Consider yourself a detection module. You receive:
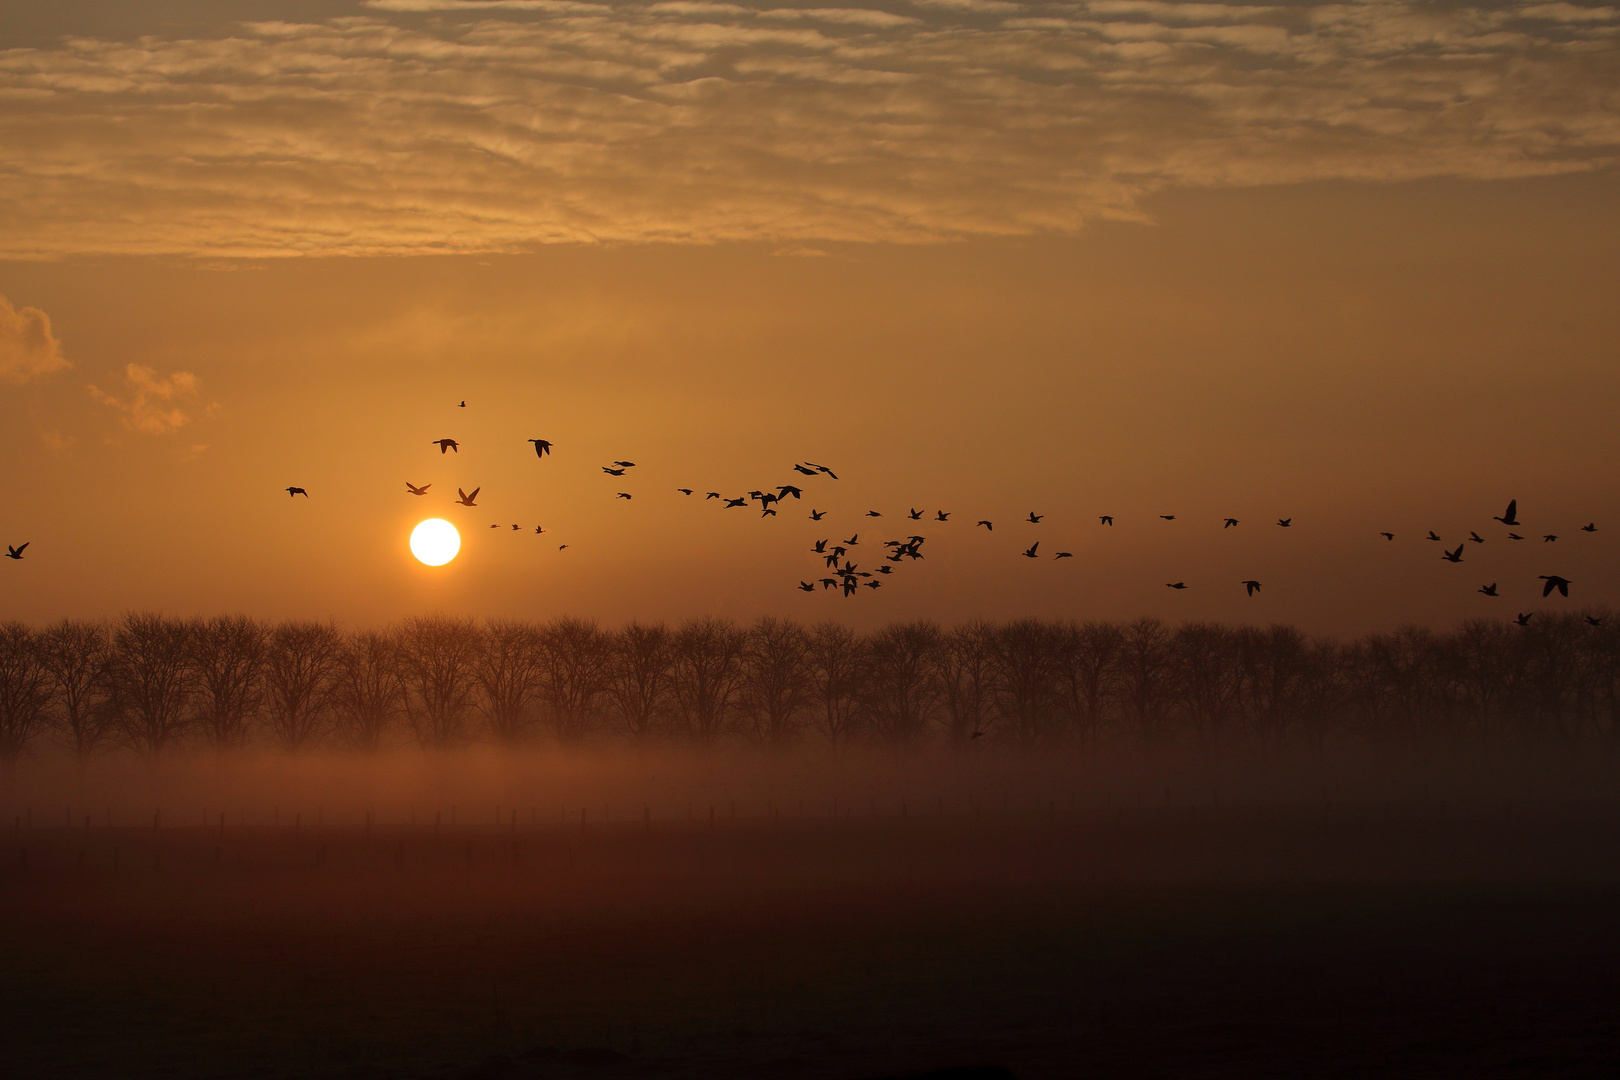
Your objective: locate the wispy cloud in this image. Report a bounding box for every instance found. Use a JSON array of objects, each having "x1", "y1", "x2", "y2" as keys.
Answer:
[
  {"x1": 0, "y1": 296, "x2": 71, "y2": 383},
  {"x1": 0, "y1": 0, "x2": 1615, "y2": 256},
  {"x1": 88, "y1": 365, "x2": 212, "y2": 435}
]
